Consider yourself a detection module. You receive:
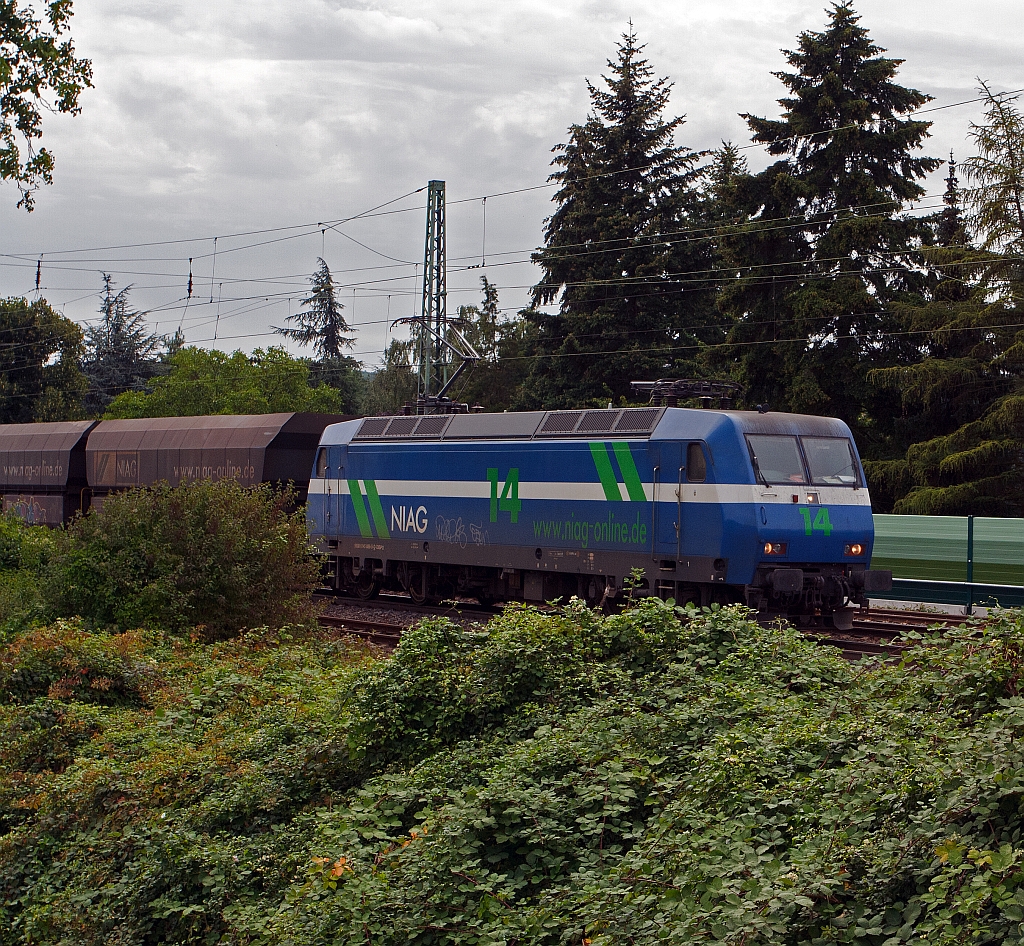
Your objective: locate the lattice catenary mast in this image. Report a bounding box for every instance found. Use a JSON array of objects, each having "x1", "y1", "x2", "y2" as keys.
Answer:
[
  {"x1": 407, "y1": 179, "x2": 480, "y2": 412},
  {"x1": 419, "y1": 180, "x2": 447, "y2": 396}
]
